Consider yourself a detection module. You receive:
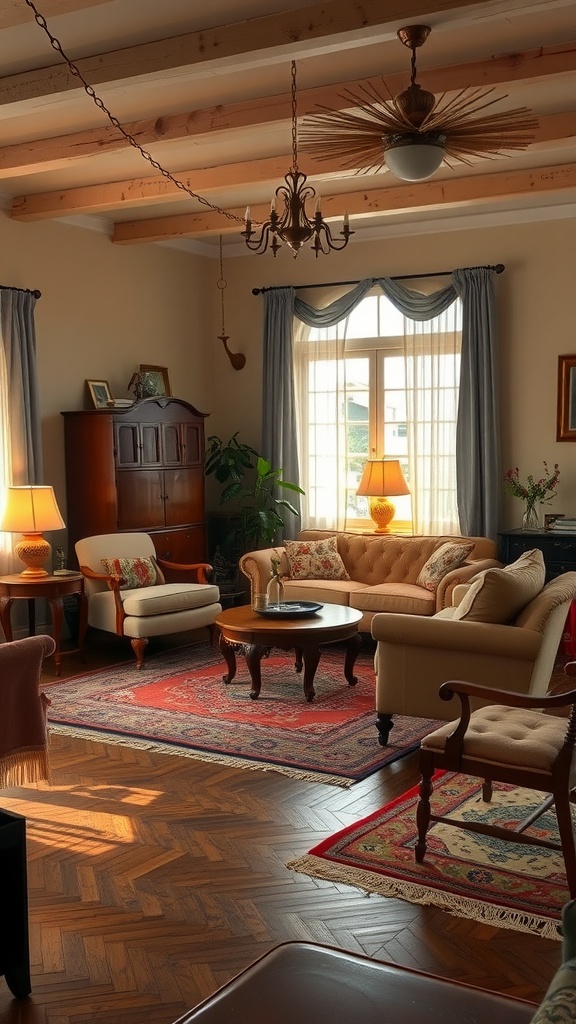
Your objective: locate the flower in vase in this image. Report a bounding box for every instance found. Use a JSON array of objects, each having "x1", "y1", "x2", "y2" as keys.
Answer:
[{"x1": 503, "y1": 462, "x2": 560, "y2": 513}]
